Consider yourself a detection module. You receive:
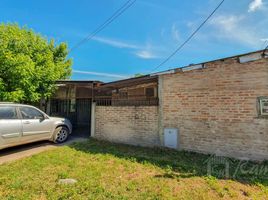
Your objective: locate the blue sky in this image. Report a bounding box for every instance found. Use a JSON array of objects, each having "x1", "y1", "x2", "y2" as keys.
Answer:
[{"x1": 1, "y1": 0, "x2": 268, "y2": 82}]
